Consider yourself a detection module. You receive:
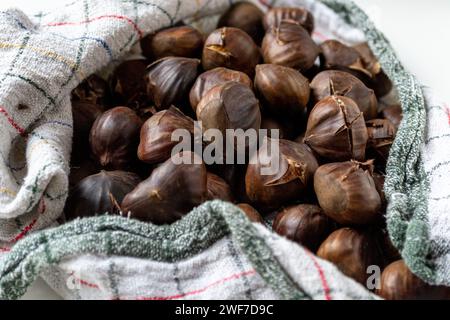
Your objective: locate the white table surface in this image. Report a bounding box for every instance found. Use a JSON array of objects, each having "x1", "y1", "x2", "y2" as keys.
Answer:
[{"x1": 0, "y1": 0, "x2": 448, "y2": 300}]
